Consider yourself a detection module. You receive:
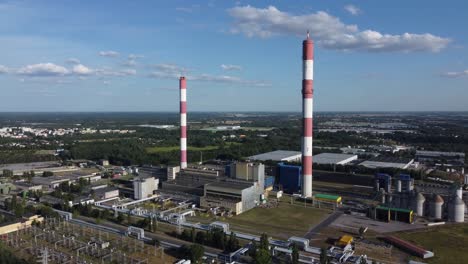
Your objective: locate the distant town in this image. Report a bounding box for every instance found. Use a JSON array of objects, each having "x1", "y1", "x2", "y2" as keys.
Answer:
[{"x1": 0, "y1": 111, "x2": 467, "y2": 264}]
